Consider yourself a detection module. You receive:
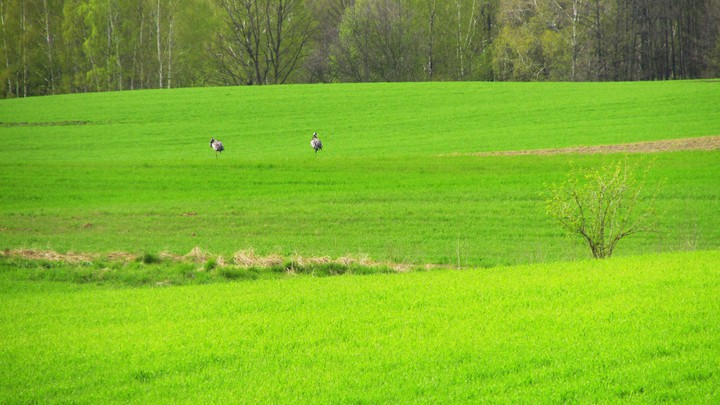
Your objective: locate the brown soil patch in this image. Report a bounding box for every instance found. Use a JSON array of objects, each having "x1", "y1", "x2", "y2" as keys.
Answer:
[
  {"x1": 455, "y1": 135, "x2": 720, "y2": 157},
  {"x1": 0, "y1": 120, "x2": 88, "y2": 127}
]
